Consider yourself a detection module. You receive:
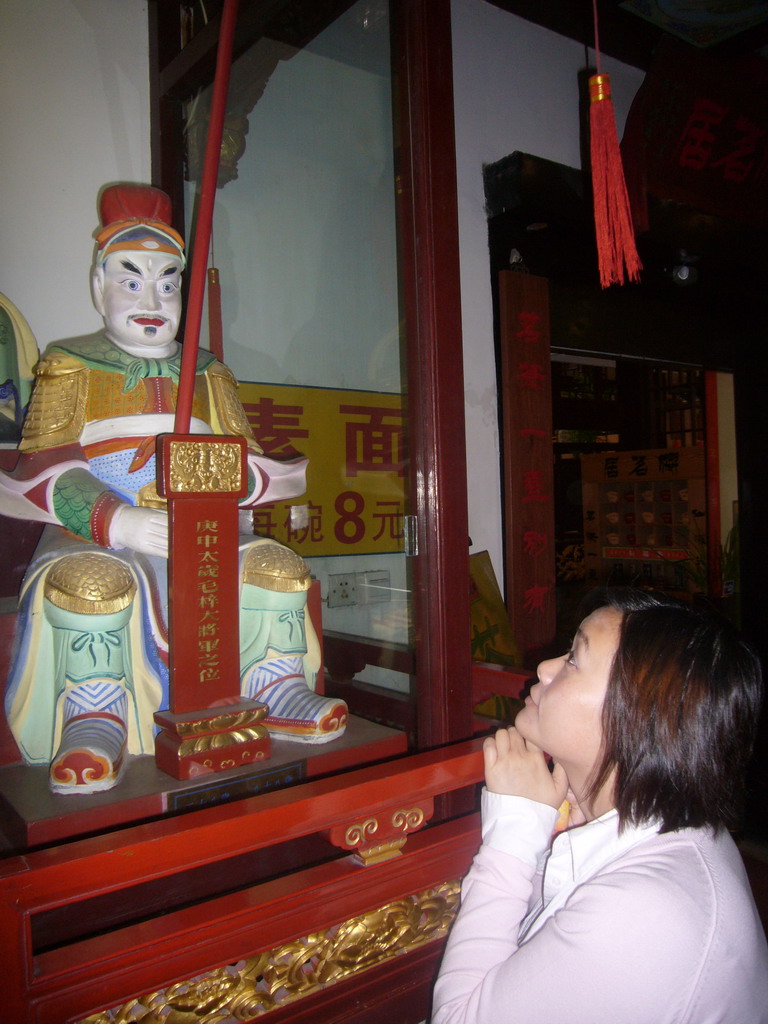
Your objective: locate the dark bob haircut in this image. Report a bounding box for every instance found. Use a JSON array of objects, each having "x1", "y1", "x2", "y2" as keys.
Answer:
[{"x1": 584, "y1": 587, "x2": 763, "y2": 834}]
